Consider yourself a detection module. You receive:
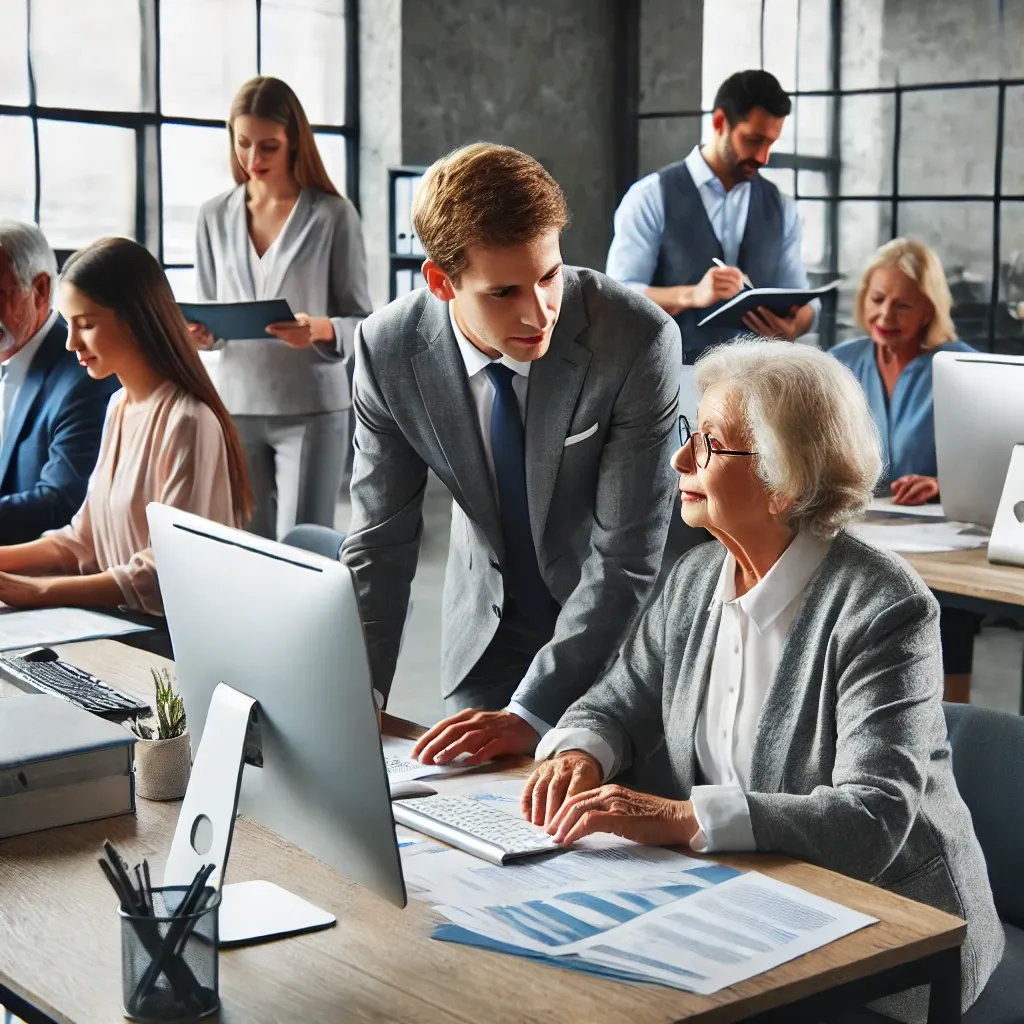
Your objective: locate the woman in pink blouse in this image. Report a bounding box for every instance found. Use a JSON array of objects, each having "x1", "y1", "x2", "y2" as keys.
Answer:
[{"x1": 0, "y1": 237, "x2": 252, "y2": 615}]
